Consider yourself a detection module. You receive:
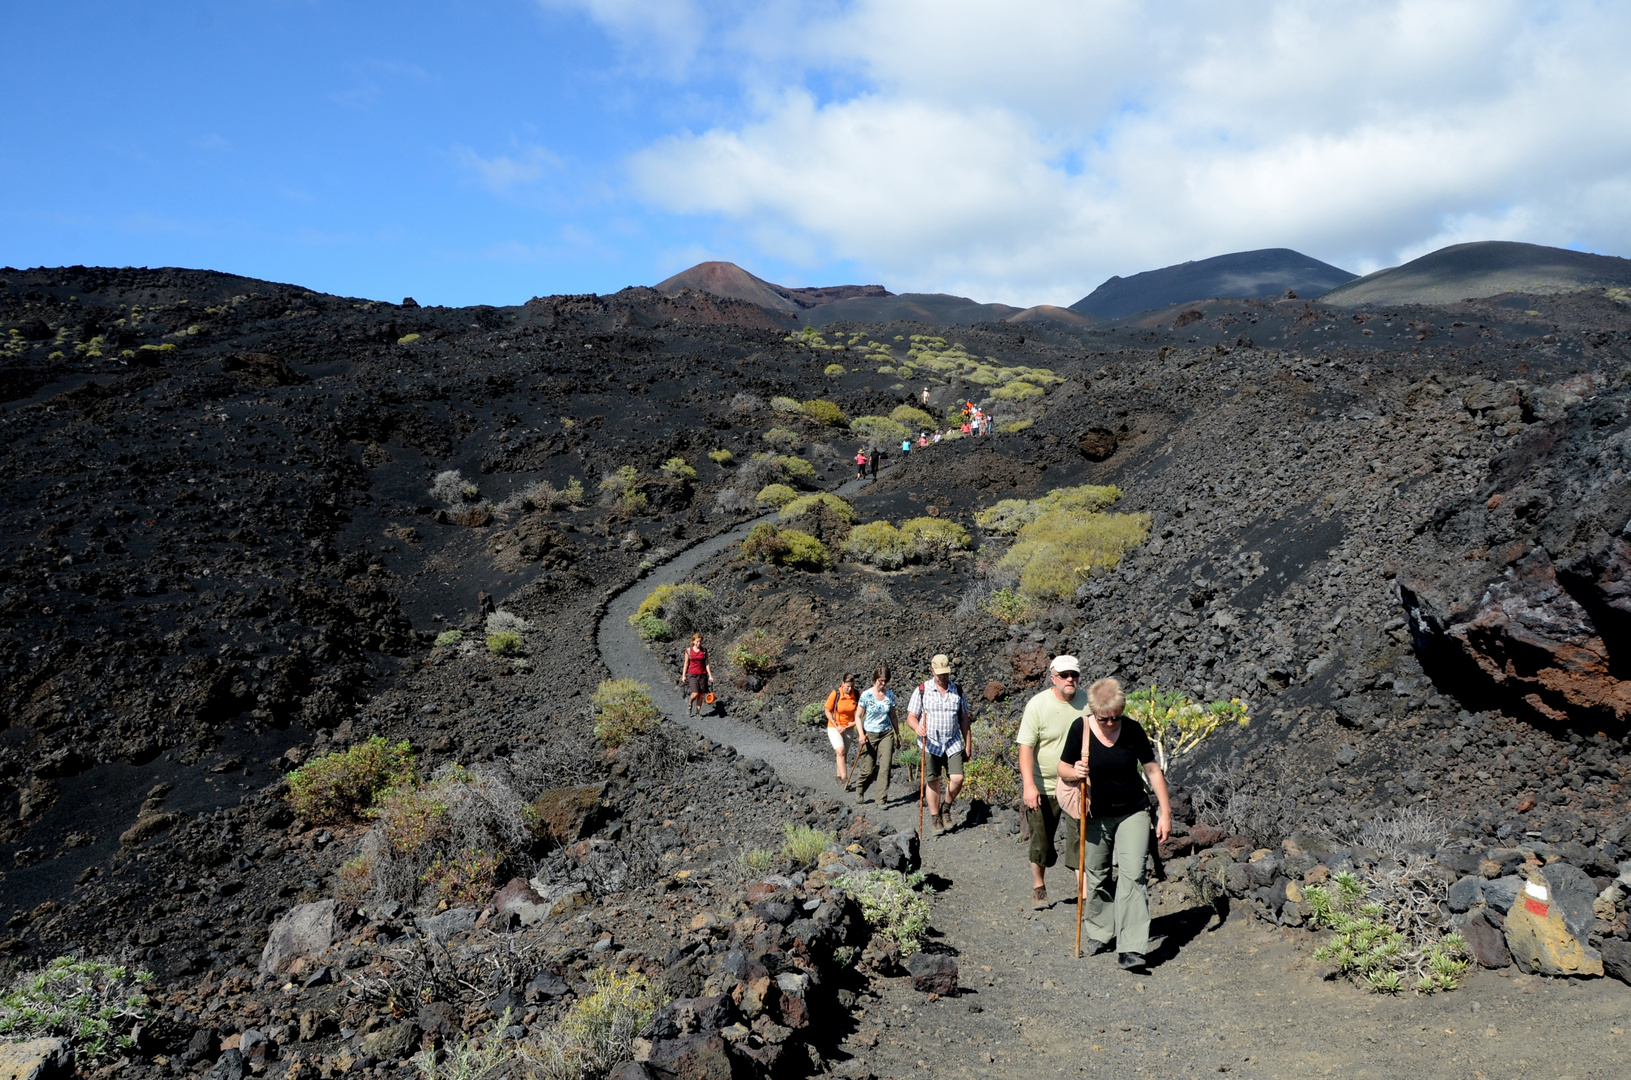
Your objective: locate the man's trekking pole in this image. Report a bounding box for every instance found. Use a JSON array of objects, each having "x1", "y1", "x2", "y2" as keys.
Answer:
[
  {"x1": 1074, "y1": 776, "x2": 1088, "y2": 958},
  {"x1": 918, "y1": 736, "x2": 926, "y2": 843}
]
